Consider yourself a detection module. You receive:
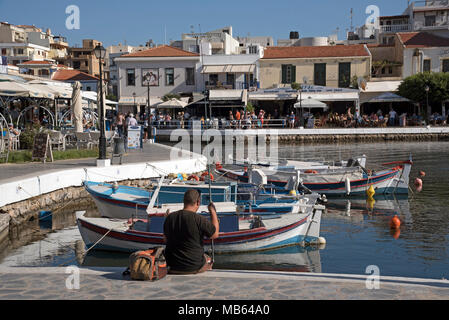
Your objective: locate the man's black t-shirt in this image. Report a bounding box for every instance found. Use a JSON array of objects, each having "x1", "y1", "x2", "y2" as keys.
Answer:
[{"x1": 163, "y1": 209, "x2": 216, "y2": 272}]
